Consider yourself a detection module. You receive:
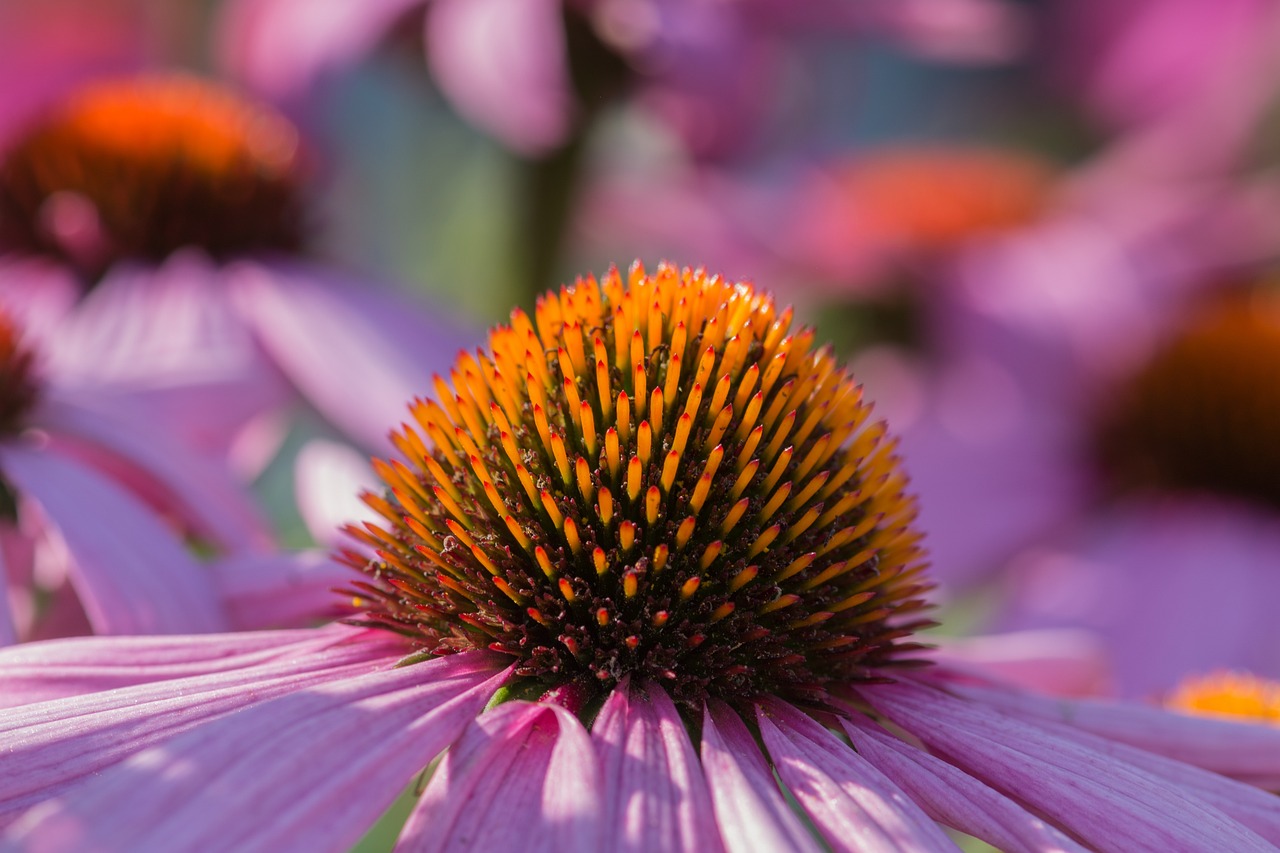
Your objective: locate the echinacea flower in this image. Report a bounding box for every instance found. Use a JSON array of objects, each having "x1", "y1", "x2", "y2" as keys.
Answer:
[
  {"x1": 5, "y1": 265, "x2": 1280, "y2": 851},
  {"x1": 0, "y1": 72, "x2": 470, "y2": 460},
  {"x1": 0, "y1": 300, "x2": 349, "y2": 645}
]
